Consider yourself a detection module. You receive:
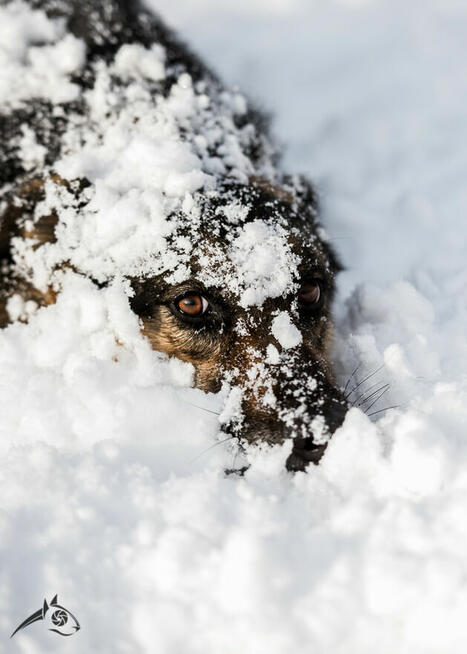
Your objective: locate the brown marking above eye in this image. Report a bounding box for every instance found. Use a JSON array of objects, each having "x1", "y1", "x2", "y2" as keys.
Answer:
[
  {"x1": 177, "y1": 294, "x2": 209, "y2": 316},
  {"x1": 298, "y1": 280, "x2": 322, "y2": 305}
]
